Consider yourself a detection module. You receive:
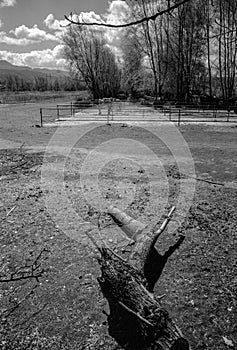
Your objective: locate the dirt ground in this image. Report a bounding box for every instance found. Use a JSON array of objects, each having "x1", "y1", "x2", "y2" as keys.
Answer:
[{"x1": 0, "y1": 101, "x2": 236, "y2": 349}]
